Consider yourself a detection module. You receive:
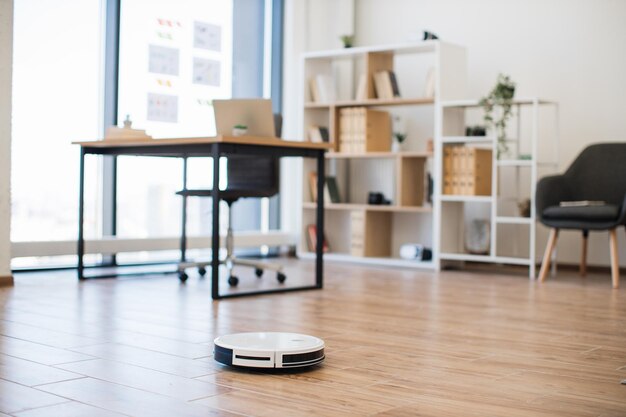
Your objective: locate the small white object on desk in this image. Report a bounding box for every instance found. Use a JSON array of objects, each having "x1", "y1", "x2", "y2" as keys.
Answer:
[{"x1": 105, "y1": 115, "x2": 152, "y2": 141}]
